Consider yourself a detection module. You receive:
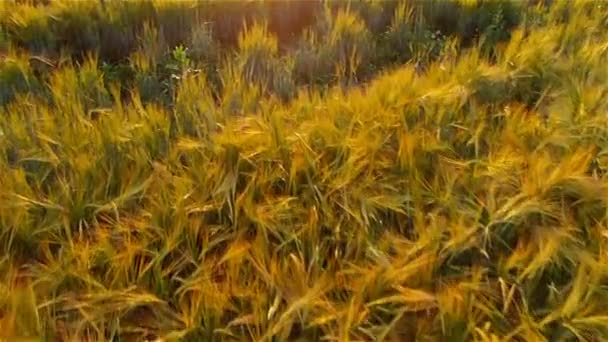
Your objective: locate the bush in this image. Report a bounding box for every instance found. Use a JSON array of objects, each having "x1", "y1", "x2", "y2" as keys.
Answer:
[
  {"x1": 0, "y1": 26, "x2": 7, "y2": 52},
  {"x1": 0, "y1": 51, "x2": 41, "y2": 106},
  {"x1": 2, "y1": 3, "x2": 56, "y2": 54},
  {"x1": 293, "y1": 29, "x2": 333, "y2": 85},
  {"x1": 235, "y1": 22, "x2": 295, "y2": 101},
  {"x1": 326, "y1": 9, "x2": 373, "y2": 81},
  {"x1": 174, "y1": 72, "x2": 217, "y2": 138},
  {"x1": 237, "y1": 23, "x2": 278, "y2": 86},
  {"x1": 189, "y1": 22, "x2": 217, "y2": 65},
  {"x1": 293, "y1": 7, "x2": 374, "y2": 85},
  {"x1": 219, "y1": 60, "x2": 263, "y2": 116},
  {"x1": 48, "y1": 54, "x2": 111, "y2": 115},
  {"x1": 381, "y1": 2, "x2": 420, "y2": 64},
  {"x1": 51, "y1": 1, "x2": 101, "y2": 59}
]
